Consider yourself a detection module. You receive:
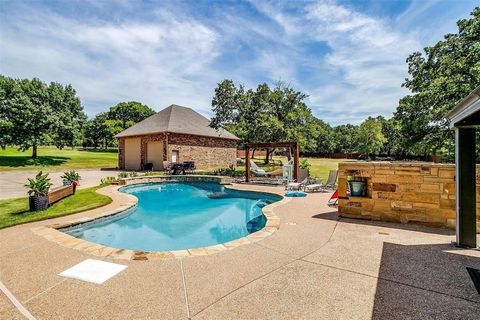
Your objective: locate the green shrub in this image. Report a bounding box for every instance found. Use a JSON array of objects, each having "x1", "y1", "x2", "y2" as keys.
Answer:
[
  {"x1": 144, "y1": 171, "x2": 163, "y2": 176},
  {"x1": 129, "y1": 171, "x2": 138, "y2": 177},
  {"x1": 299, "y1": 159, "x2": 311, "y2": 170},
  {"x1": 118, "y1": 172, "x2": 129, "y2": 179},
  {"x1": 212, "y1": 165, "x2": 243, "y2": 177},
  {"x1": 100, "y1": 177, "x2": 116, "y2": 185},
  {"x1": 61, "y1": 170, "x2": 81, "y2": 183},
  {"x1": 25, "y1": 171, "x2": 52, "y2": 197}
]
